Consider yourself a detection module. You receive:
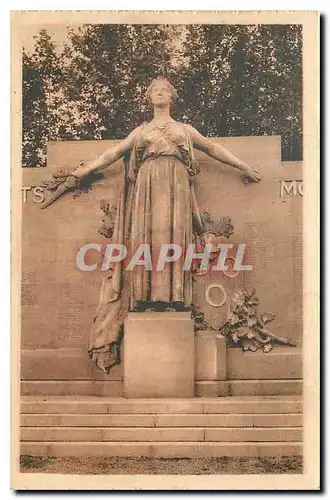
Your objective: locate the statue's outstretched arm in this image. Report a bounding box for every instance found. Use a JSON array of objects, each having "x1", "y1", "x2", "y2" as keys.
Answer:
[
  {"x1": 41, "y1": 125, "x2": 142, "y2": 209},
  {"x1": 73, "y1": 126, "x2": 142, "y2": 178},
  {"x1": 187, "y1": 125, "x2": 261, "y2": 182}
]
